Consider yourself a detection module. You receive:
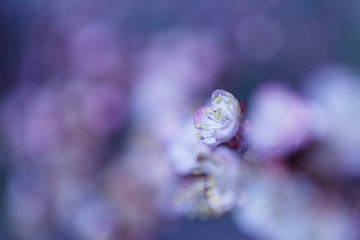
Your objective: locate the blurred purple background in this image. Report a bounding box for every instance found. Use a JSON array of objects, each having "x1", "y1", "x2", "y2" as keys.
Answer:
[{"x1": 1, "y1": 0, "x2": 360, "y2": 239}]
